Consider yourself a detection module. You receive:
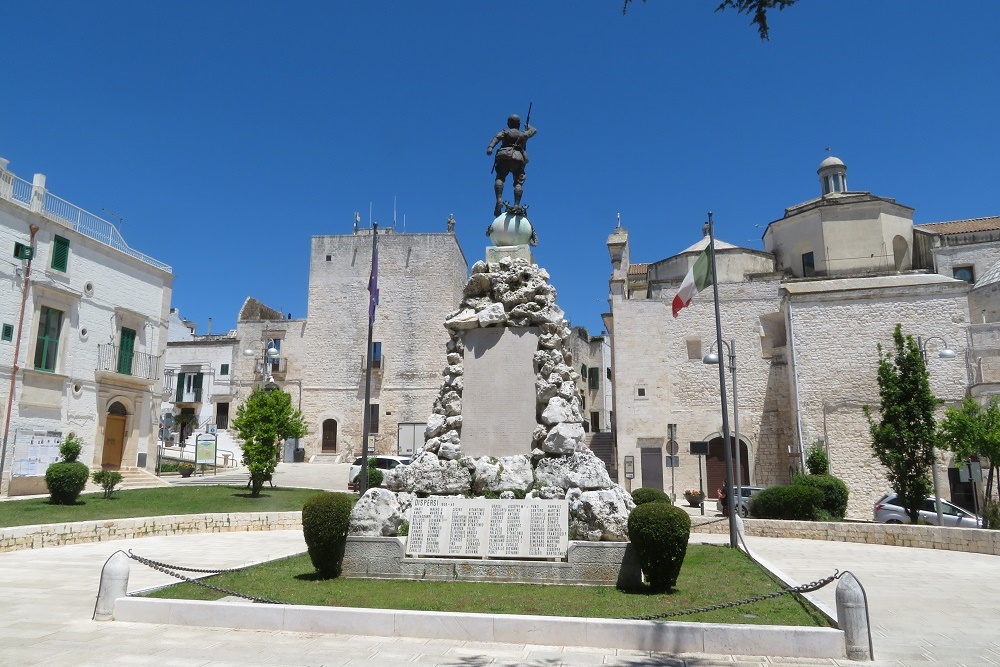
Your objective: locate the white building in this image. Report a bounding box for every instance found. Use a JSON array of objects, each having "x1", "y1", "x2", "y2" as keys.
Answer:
[
  {"x1": 606, "y1": 156, "x2": 982, "y2": 517},
  {"x1": 0, "y1": 158, "x2": 172, "y2": 495}
]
